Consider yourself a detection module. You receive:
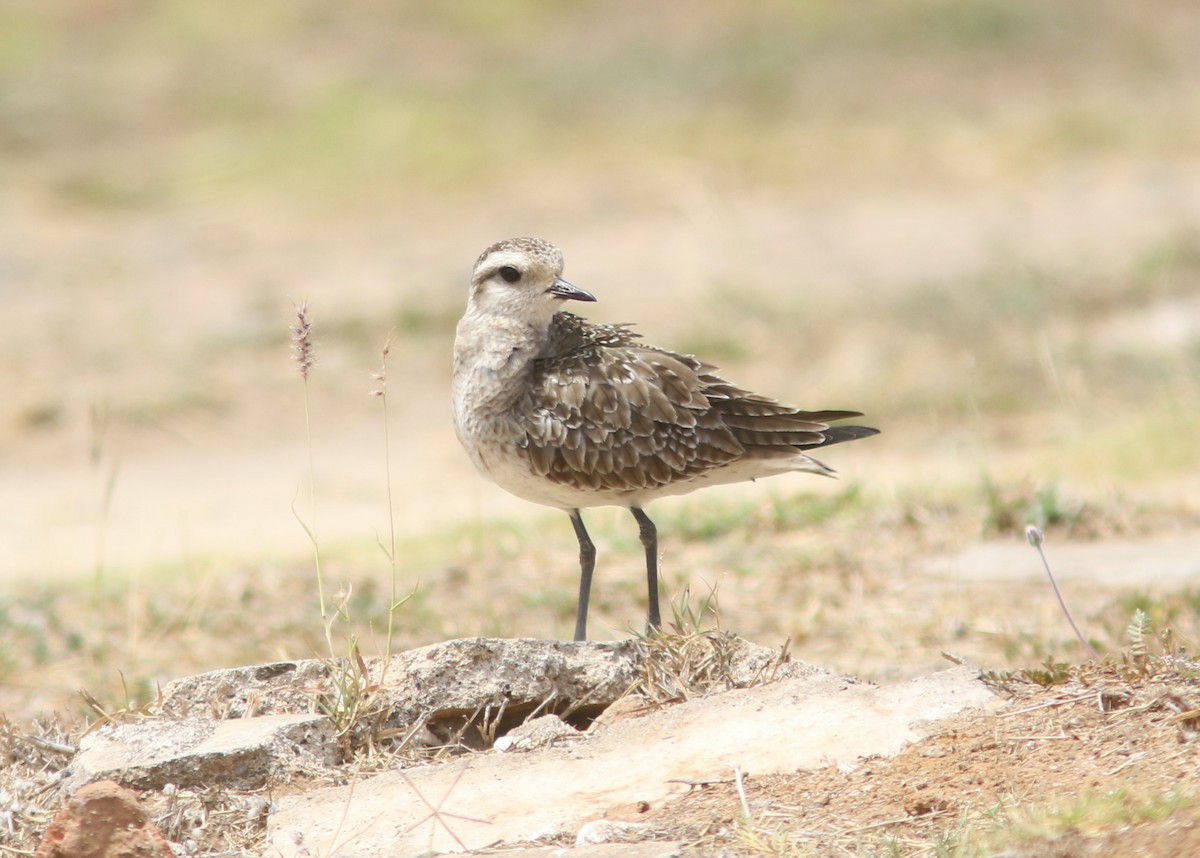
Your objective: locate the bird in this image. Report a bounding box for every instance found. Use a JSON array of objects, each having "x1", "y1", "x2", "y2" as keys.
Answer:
[{"x1": 452, "y1": 237, "x2": 878, "y2": 641}]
